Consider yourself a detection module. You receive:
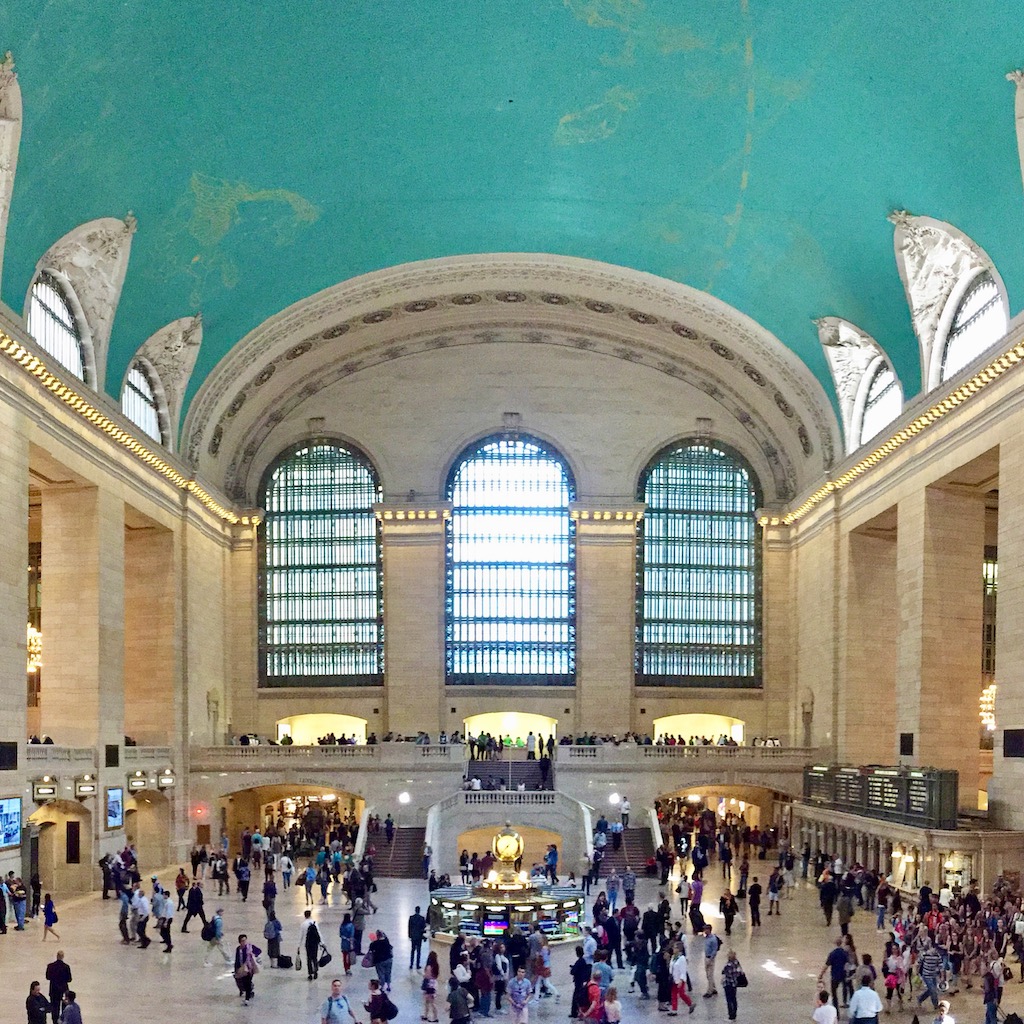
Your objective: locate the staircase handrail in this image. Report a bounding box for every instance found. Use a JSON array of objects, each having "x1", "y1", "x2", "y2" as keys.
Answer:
[
  {"x1": 647, "y1": 805, "x2": 664, "y2": 851},
  {"x1": 354, "y1": 804, "x2": 374, "y2": 861}
]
